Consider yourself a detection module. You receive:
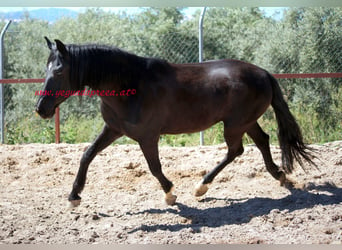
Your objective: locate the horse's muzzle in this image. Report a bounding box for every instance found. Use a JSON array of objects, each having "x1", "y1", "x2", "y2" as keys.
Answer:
[{"x1": 35, "y1": 97, "x2": 56, "y2": 119}]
